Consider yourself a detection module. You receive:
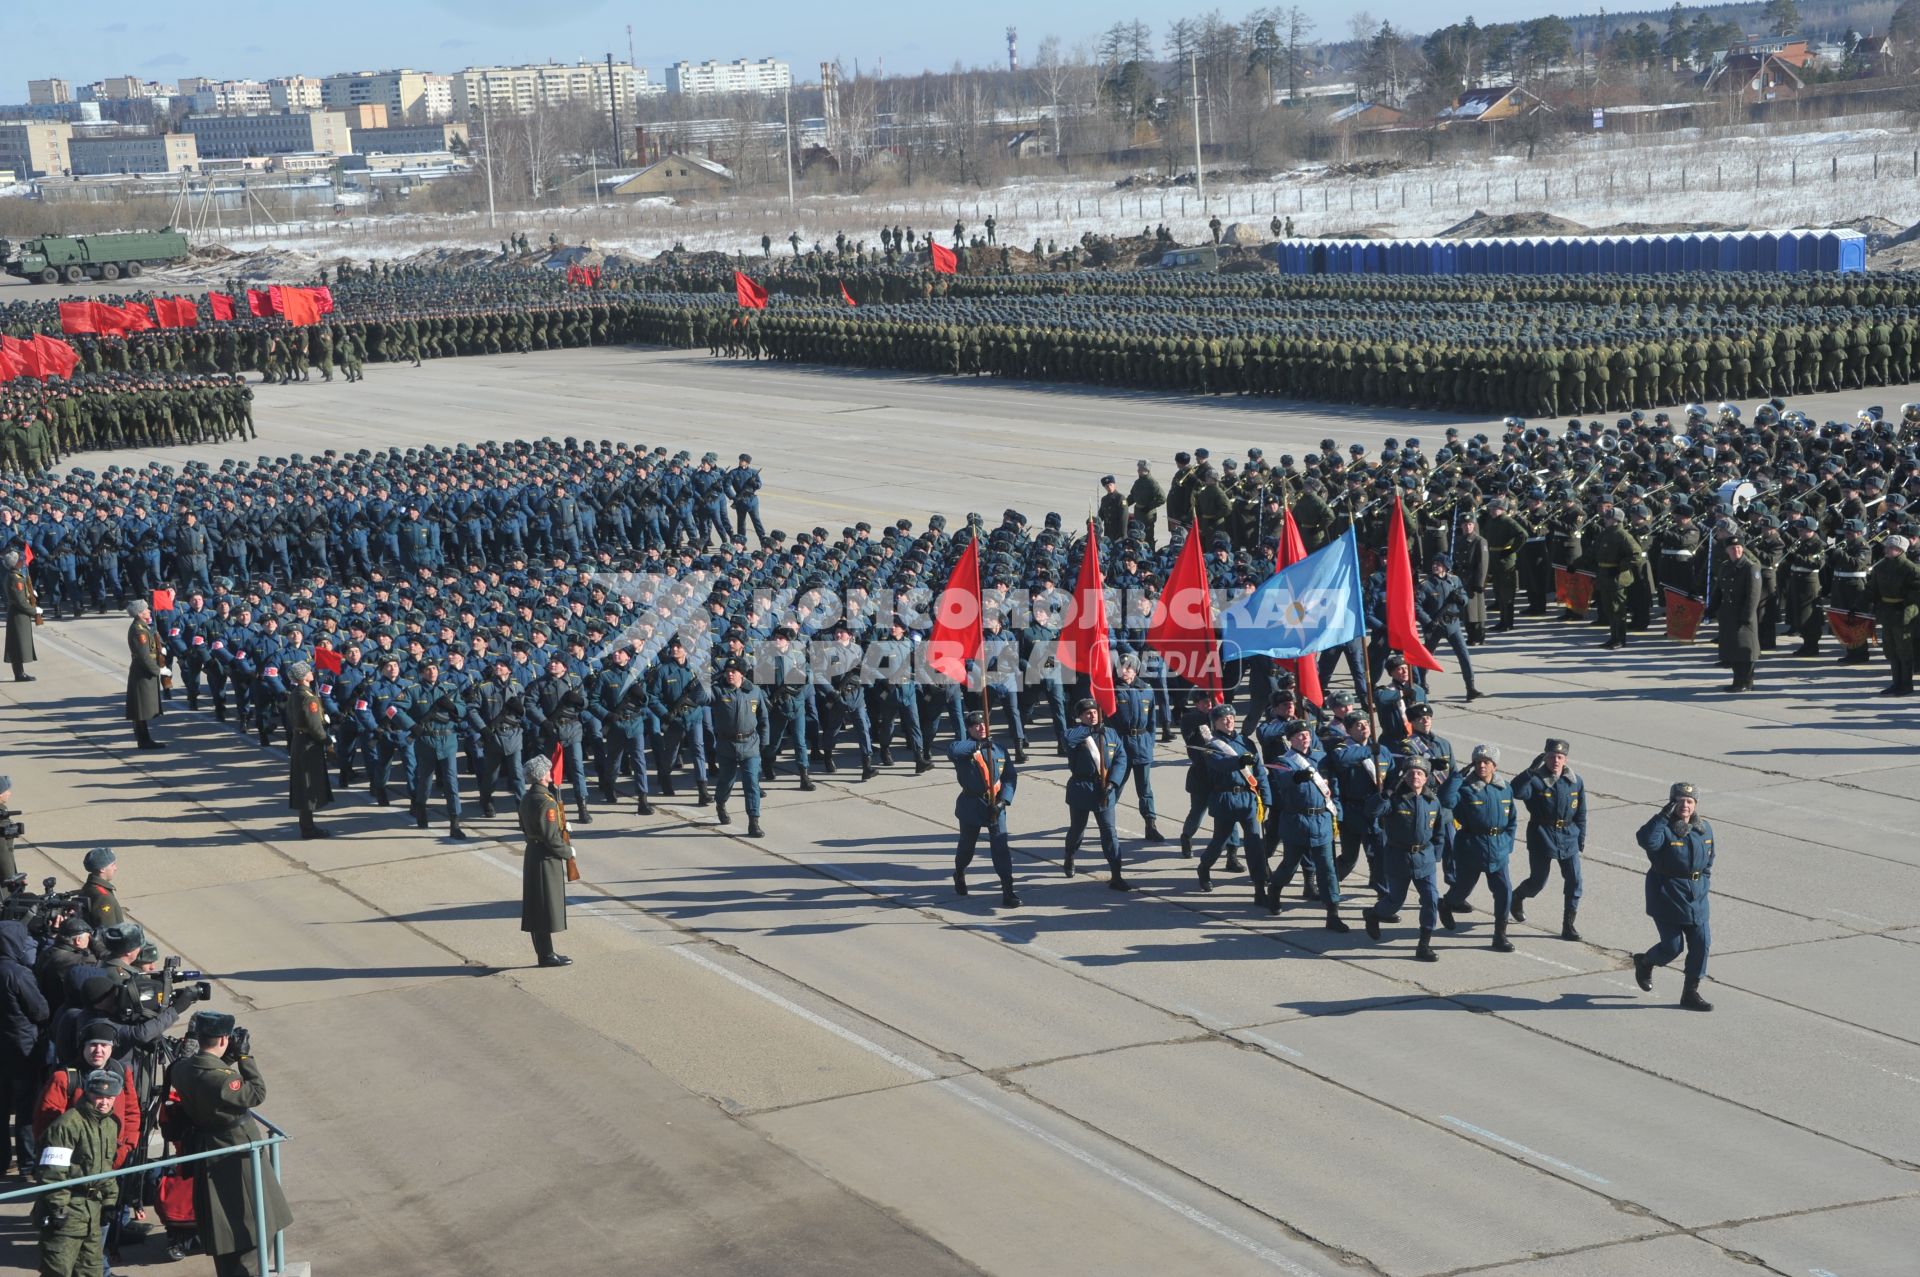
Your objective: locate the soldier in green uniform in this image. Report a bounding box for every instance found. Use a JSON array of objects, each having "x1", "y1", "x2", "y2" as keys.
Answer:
[
  {"x1": 518, "y1": 754, "x2": 575, "y2": 967},
  {"x1": 165, "y1": 1011, "x2": 293, "y2": 1277},
  {"x1": 79, "y1": 847, "x2": 124, "y2": 932},
  {"x1": 286, "y1": 662, "x2": 333, "y2": 839},
  {"x1": 4, "y1": 549, "x2": 37, "y2": 681},
  {"x1": 34, "y1": 1069, "x2": 123, "y2": 1277},
  {"x1": 1868, "y1": 535, "x2": 1920, "y2": 695},
  {"x1": 1588, "y1": 509, "x2": 1644, "y2": 650}
]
